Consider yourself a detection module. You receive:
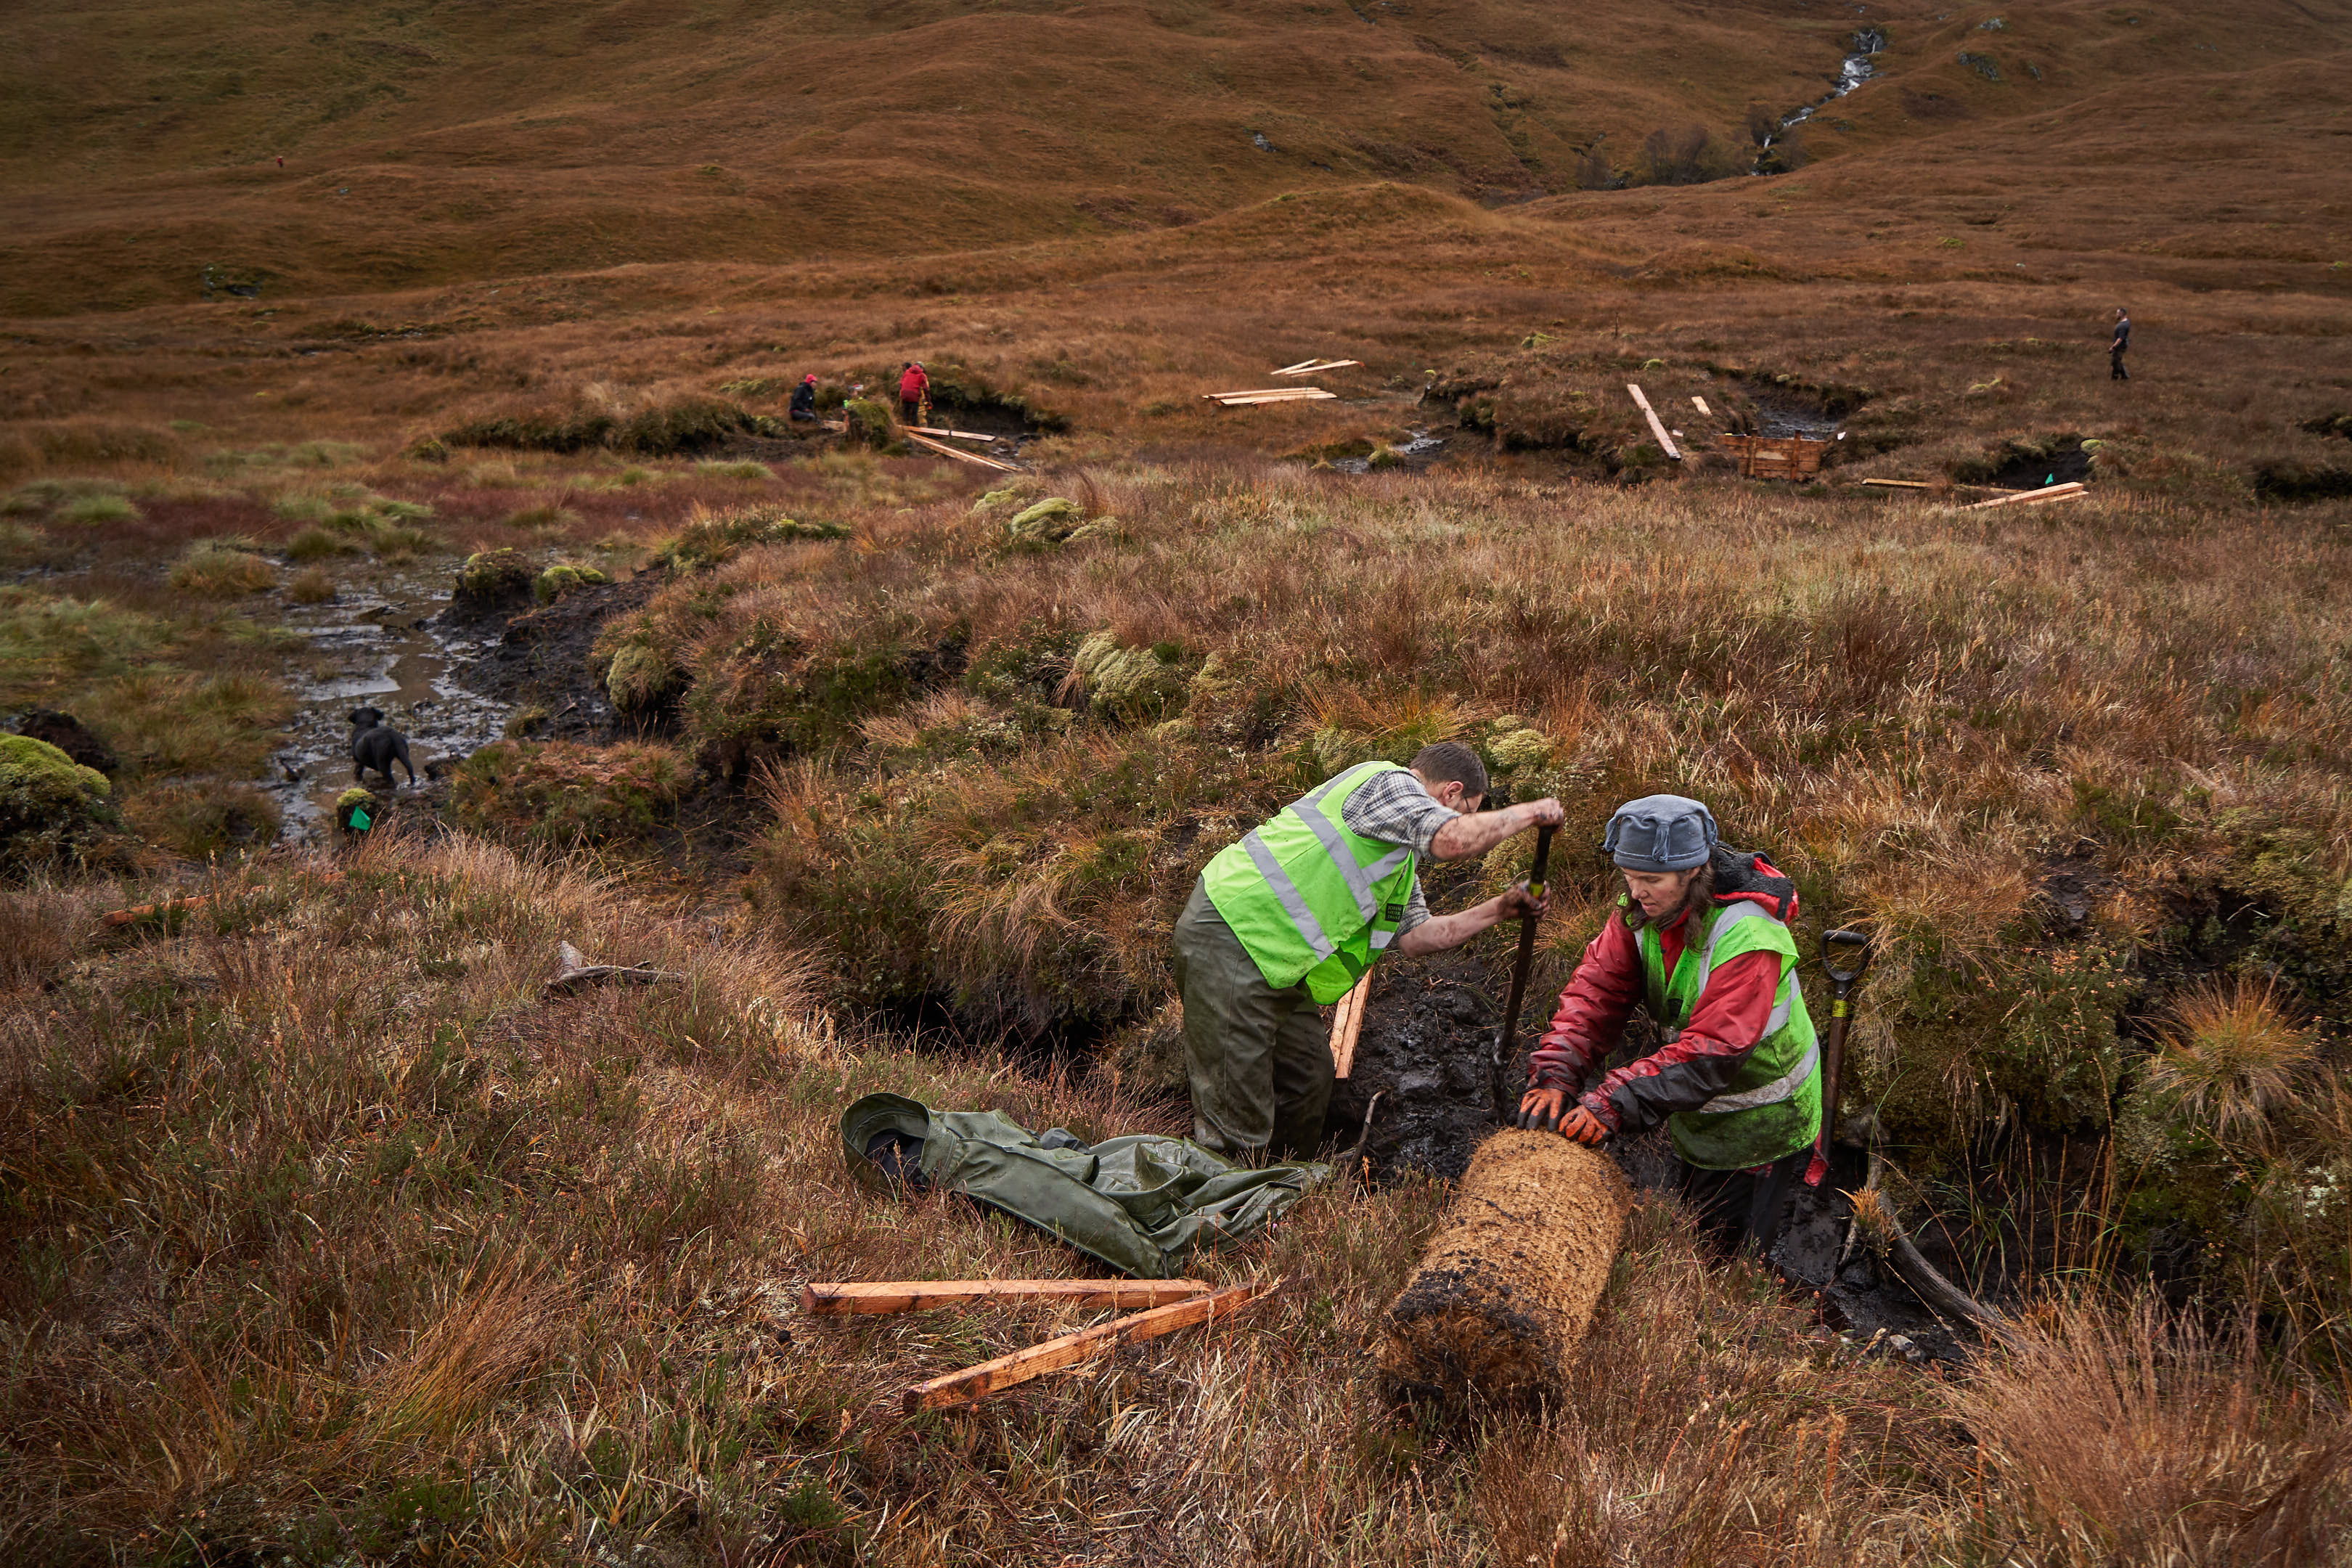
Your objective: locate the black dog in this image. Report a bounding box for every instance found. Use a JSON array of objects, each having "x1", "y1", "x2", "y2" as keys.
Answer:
[{"x1": 348, "y1": 707, "x2": 416, "y2": 787}]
